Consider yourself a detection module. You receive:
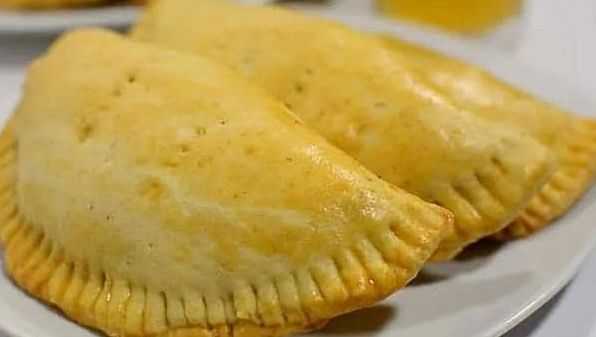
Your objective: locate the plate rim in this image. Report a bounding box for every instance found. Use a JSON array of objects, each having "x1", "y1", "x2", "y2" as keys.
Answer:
[
  {"x1": 322, "y1": 13, "x2": 596, "y2": 337},
  {"x1": 0, "y1": 11, "x2": 595, "y2": 337}
]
